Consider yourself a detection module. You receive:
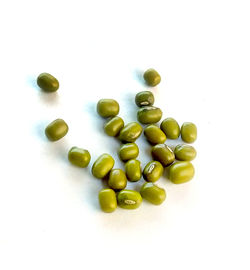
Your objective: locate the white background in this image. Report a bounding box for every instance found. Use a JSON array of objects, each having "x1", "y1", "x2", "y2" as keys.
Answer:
[{"x1": 0, "y1": 0, "x2": 249, "y2": 269}]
